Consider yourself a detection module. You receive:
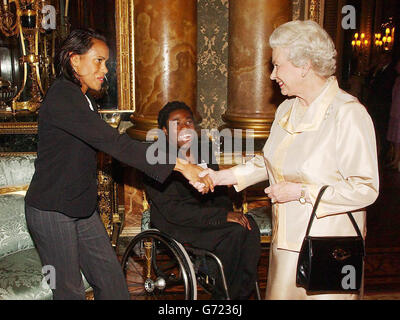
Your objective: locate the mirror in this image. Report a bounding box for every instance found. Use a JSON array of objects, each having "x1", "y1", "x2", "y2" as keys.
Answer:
[{"x1": 0, "y1": 0, "x2": 134, "y2": 151}]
